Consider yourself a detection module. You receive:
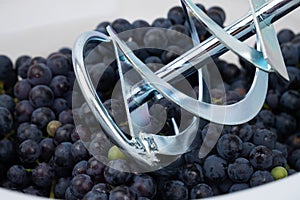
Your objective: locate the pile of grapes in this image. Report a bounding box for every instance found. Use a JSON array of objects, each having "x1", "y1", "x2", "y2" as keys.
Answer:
[{"x1": 0, "y1": 3, "x2": 300, "y2": 200}]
